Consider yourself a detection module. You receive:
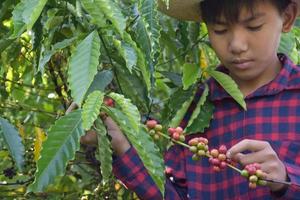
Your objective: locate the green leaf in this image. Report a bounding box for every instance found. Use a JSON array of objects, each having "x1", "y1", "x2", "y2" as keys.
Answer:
[
  {"x1": 161, "y1": 87, "x2": 194, "y2": 125},
  {"x1": 185, "y1": 84, "x2": 209, "y2": 129},
  {"x1": 185, "y1": 100, "x2": 214, "y2": 134},
  {"x1": 12, "y1": 0, "x2": 48, "y2": 36},
  {"x1": 160, "y1": 71, "x2": 182, "y2": 87},
  {"x1": 207, "y1": 69, "x2": 247, "y2": 110},
  {"x1": 27, "y1": 110, "x2": 84, "y2": 193},
  {"x1": 123, "y1": 32, "x2": 151, "y2": 91},
  {"x1": 94, "y1": 118, "x2": 113, "y2": 185},
  {"x1": 12, "y1": 1, "x2": 26, "y2": 37},
  {"x1": 182, "y1": 63, "x2": 200, "y2": 90},
  {"x1": 139, "y1": 0, "x2": 161, "y2": 63},
  {"x1": 279, "y1": 32, "x2": 295, "y2": 55},
  {"x1": 68, "y1": 31, "x2": 101, "y2": 106},
  {"x1": 81, "y1": 0, "x2": 126, "y2": 37},
  {"x1": 22, "y1": 0, "x2": 48, "y2": 30},
  {"x1": 108, "y1": 93, "x2": 140, "y2": 132},
  {"x1": 115, "y1": 66, "x2": 149, "y2": 113},
  {"x1": 82, "y1": 91, "x2": 104, "y2": 130},
  {"x1": 113, "y1": 38, "x2": 137, "y2": 73},
  {"x1": 38, "y1": 37, "x2": 77, "y2": 73},
  {"x1": 81, "y1": 0, "x2": 106, "y2": 28},
  {"x1": 104, "y1": 106, "x2": 165, "y2": 196},
  {"x1": 86, "y1": 70, "x2": 113, "y2": 96},
  {"x1": 169, "y1": 88, "x2": 196, "y2": 128},
  {"x1": 0, "y1": 117, "x2": 25, "y2": 171}
]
